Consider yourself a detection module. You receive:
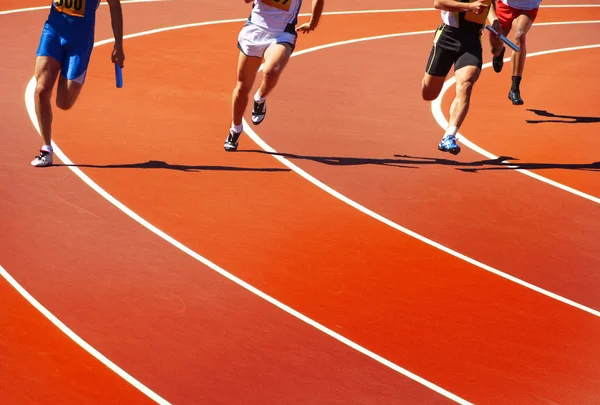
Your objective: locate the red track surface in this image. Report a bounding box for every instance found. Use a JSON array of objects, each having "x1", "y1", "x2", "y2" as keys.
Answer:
[{"x1": 2, "y1": 1, "x2": 599, "y2": 404}]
